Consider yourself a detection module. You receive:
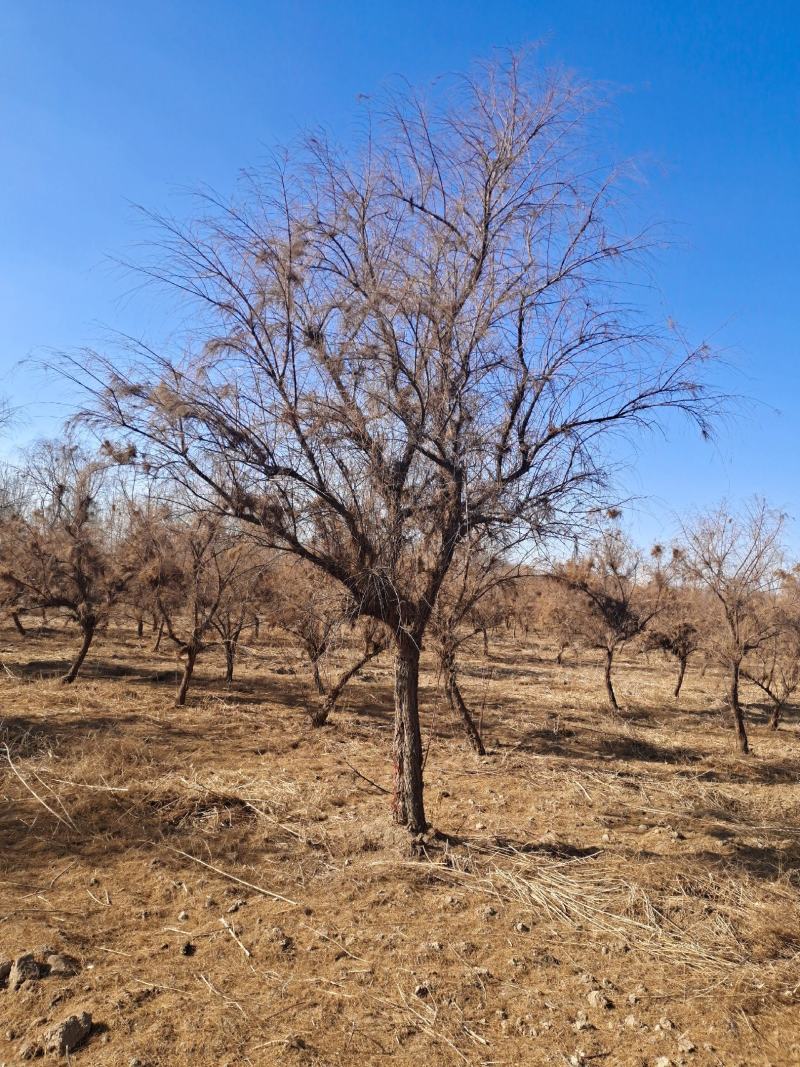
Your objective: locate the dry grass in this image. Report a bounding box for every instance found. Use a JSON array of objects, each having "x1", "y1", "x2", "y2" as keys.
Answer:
[{"x1": 1, "y1": 622, "x2": 799, "y2": 1065}]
